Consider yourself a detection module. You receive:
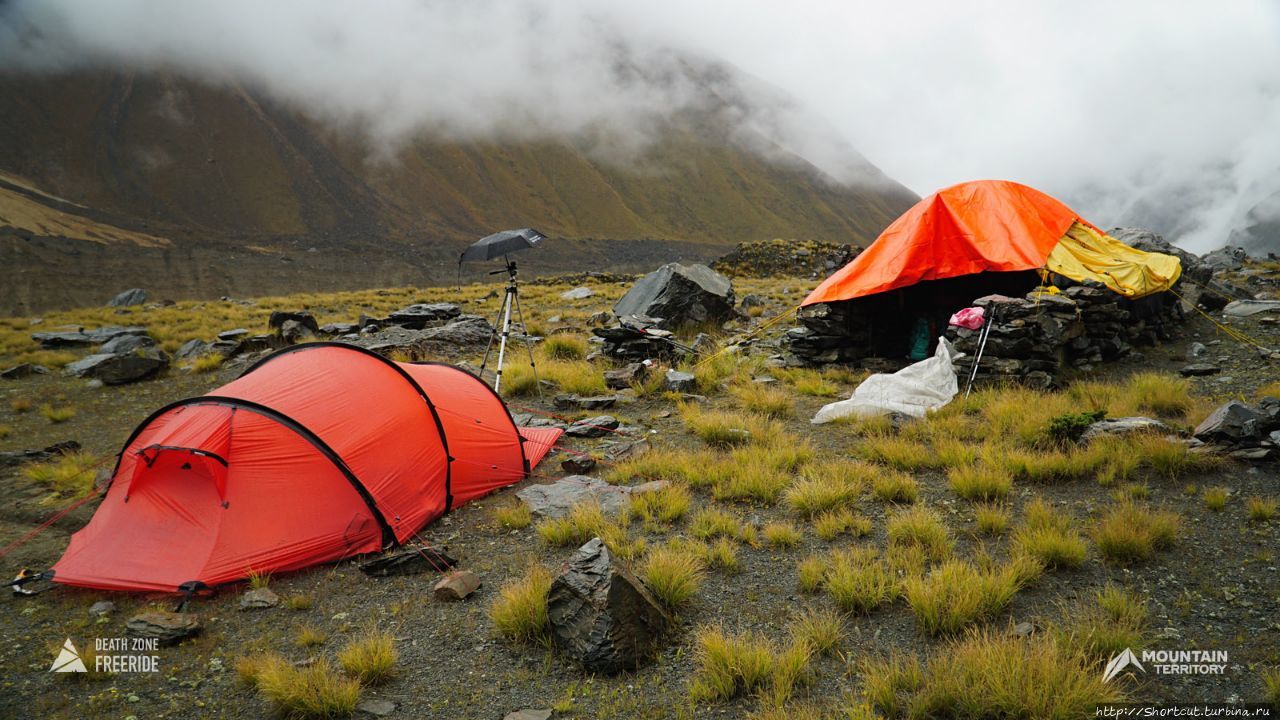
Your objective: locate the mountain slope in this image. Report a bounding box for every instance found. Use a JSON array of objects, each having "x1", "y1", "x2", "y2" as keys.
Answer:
[{"x1": 0, "y1": 70, "x2": 917, "y2": 313}]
